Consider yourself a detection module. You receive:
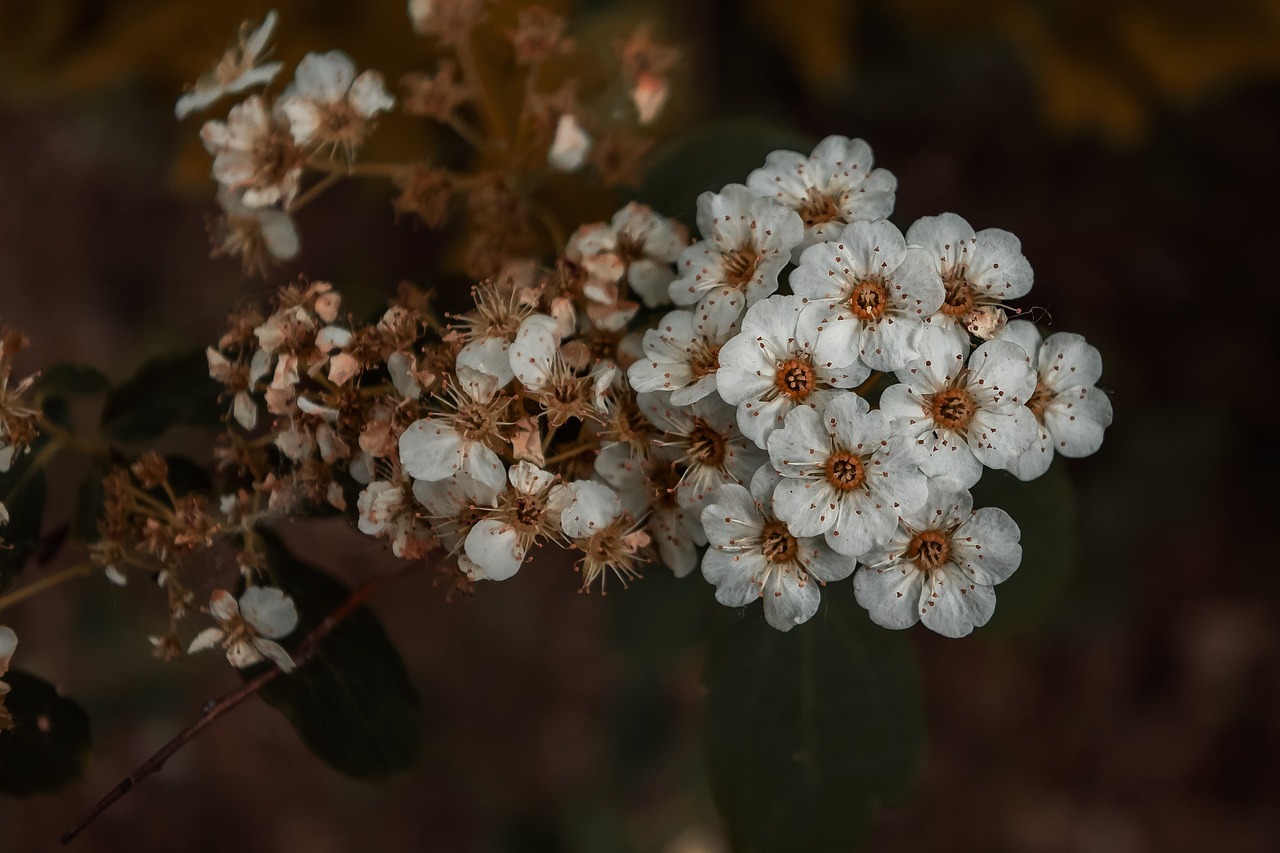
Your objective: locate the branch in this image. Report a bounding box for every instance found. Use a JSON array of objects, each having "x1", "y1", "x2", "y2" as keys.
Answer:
[{"x1": 60, "y1": 557, "x2": 427, "y2": 845}]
